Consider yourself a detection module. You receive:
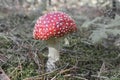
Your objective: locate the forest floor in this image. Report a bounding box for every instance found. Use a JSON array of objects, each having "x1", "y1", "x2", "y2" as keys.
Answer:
[{"x1": 0, "y1": 8, "x2": 120, "y2": 80}]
